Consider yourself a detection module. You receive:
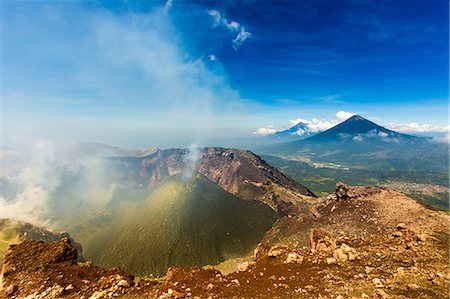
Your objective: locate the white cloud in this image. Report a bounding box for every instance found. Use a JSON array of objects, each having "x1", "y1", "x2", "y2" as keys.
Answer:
[
  {"x1": 350, "y1": 130, "x2": 397, "y2": 142},
  {"x1": 257, "y1": 110, "x2": 355, "y2": 136},
  {"x1": 3, "y1": 2, "x2": 254, "y2": 149},
  {"x1": 208, "y1": 54, "x2": 217, "y2": 62},
  {"x1": 207, "y1": 9, "x2": 252, "y2": 50},
  {"x1": 207, "y1": 10, "x2": 221, "y2": 27},
  {"x1": 292, "y1": 128, "x2": 307, "y2": 135},
  {"x1": 253, "y1": 126, "x2": 279, "y2": 135},
  {"x1": 232, "y1": 27, "x2": 252, "y2": 51},
  {"x1": 289, "y1": 118, "x2": 309, "y2": 126},
  {"x1": 289, "y1": 116, "x2": 341, "y2": 133},
  {"x1": 225, "y1": 20, "x2": 240, "y2": 31},
  {"x1": 335, "y1": 110, "x2": 354, "y2": 121},
  {"x1": 433, "y1": 133, "x2": 450, "y2": 143},
  {"x1": 164, "y1": 0, "x2": 173, "y2": 11},
  {"x1": 307, "y1": 118, "x2": 339, "y2": 132},
  {"x1": 386, "y1": 122, "x2": 449, "y2": 133}
]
